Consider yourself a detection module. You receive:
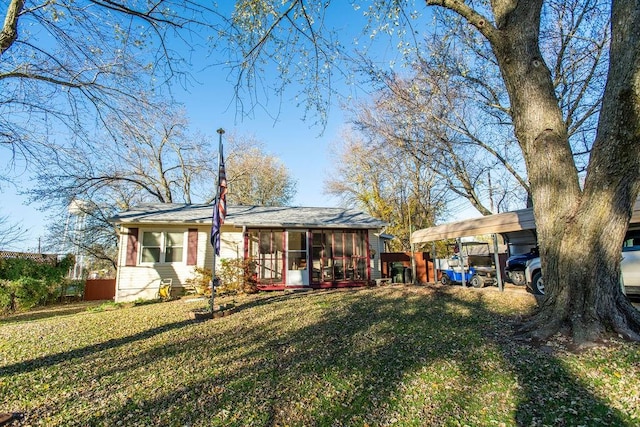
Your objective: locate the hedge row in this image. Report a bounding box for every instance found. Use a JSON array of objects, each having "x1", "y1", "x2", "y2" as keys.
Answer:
[{"x1": 0, "y1": 255, "x2": 75, "y2": 312}]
